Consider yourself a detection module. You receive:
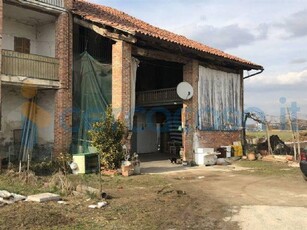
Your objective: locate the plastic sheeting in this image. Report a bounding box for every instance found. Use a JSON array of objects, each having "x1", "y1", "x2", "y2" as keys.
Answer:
[
  {"x1": 198, "y1": 66, "x2": 242, "y2": 130},
  {"x1": 130, "y1": 57, "x2": 140, "y2": 130},
  {"x1": 20, "y1": 96, "x2": 37, "y2": 162},
  {"x1": 74, "y1": 52, "x2": 112, "y2": 152}
]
